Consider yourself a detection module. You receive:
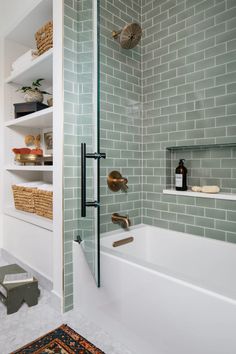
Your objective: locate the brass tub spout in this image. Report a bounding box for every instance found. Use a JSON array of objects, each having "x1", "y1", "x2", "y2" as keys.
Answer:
[{"x1": 111, "y1": 213, "x2": 131, "y2": 229}]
